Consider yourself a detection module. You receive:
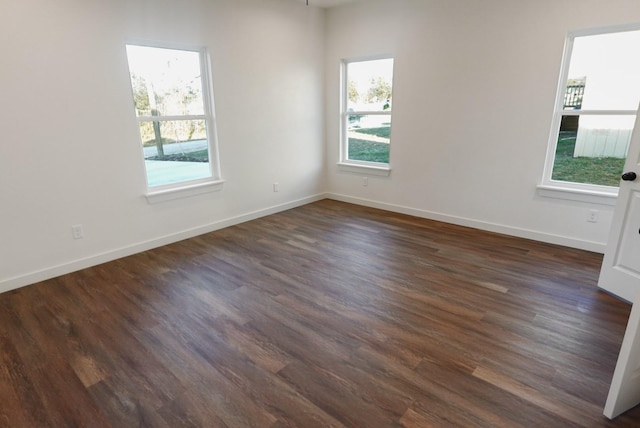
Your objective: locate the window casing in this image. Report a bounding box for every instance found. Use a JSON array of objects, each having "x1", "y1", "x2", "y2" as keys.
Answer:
[
  {"x1": 125, "y1": 42, "x2": 222, "y2": 200},
  {"x1": 540, "y1": 25, "x2": 640, "y2": 203},
  {"x1": 339, "y1": 56, "x2": 394, "y2": 174}
]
